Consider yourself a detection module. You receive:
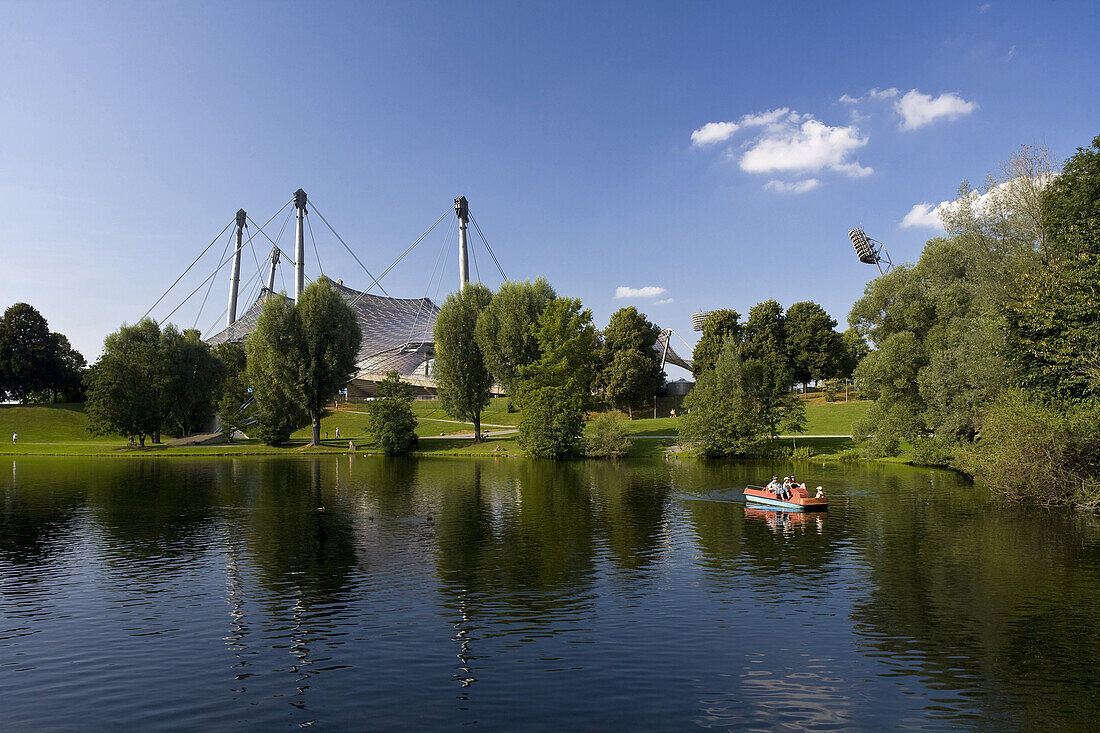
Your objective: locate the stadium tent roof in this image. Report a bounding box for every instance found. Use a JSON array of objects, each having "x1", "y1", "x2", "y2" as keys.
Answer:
[
  {"x1": 655, "y1": 329, "x2": 693, "y2": 372},
  {"x1": 205, "y1": 281, "x2": 439, "y2": 375}
]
